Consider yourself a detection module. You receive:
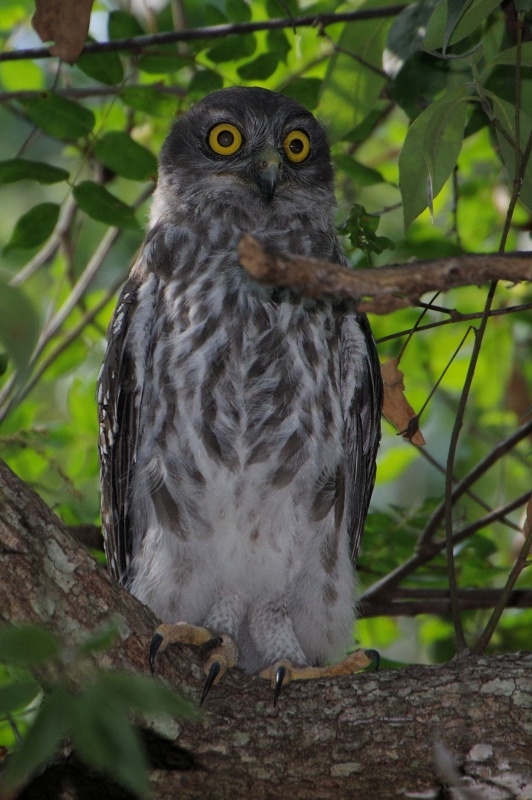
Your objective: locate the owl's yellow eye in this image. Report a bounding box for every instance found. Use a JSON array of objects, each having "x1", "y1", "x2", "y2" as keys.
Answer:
[
  {"x1": 283, "y1": 130, "x2": 310, "y2": 163},
  {"x1": 208, "y1": 123, "x2": 243, "y2": 156}
]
